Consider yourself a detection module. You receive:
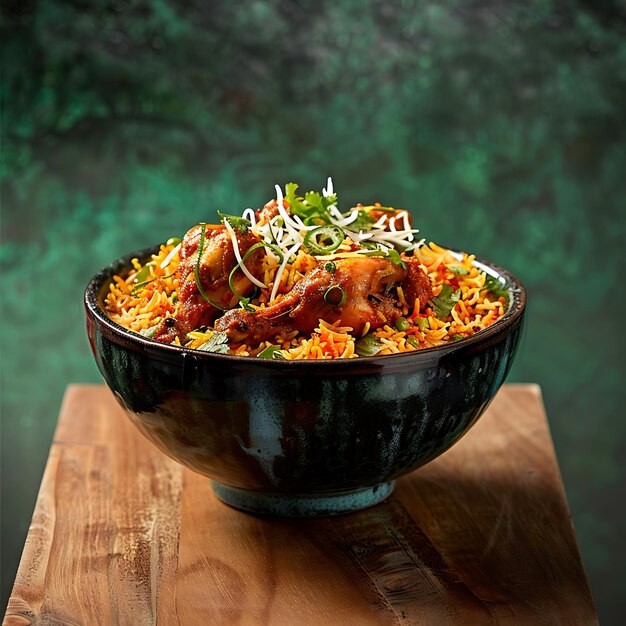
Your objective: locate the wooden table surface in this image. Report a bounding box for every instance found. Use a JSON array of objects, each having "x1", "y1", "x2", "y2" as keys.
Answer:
[{"x1": 4, "y1": 384, "x2": 596, "y2": 626}]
